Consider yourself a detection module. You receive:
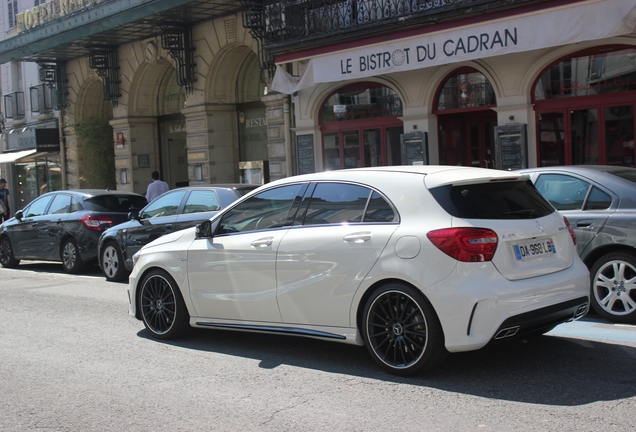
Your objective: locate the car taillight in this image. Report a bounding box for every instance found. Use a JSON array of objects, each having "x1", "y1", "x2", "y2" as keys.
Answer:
[
  {"x1": 79, "y1": 215, "x2": 113, "y2": 231},
  {"x1": 427, "y1": 228, "x2": 498, "y2": 262},
  {"x1": 563, "y1": 216, "x2": 577, "y2": 245}
]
